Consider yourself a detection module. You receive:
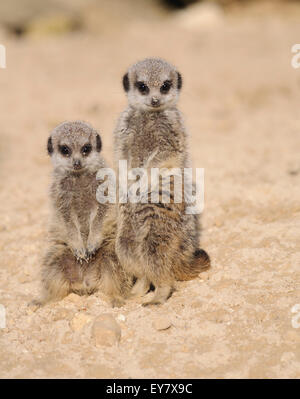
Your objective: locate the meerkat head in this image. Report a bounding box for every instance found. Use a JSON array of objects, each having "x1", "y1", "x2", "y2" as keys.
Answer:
[
  {"x1": 122, "y1": 58, "x2": 182, "y2": 111},
  {"x1": 47, "y1": 121, "x2": 103, "y2": 174}
]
